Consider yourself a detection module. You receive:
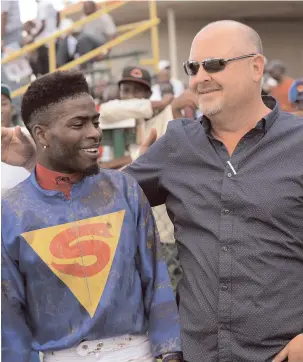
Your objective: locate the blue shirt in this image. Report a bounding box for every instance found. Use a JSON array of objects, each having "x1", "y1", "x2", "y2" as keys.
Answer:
[{"x1": 1, "y1": 169, "x2": 181, "y2": 362}]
